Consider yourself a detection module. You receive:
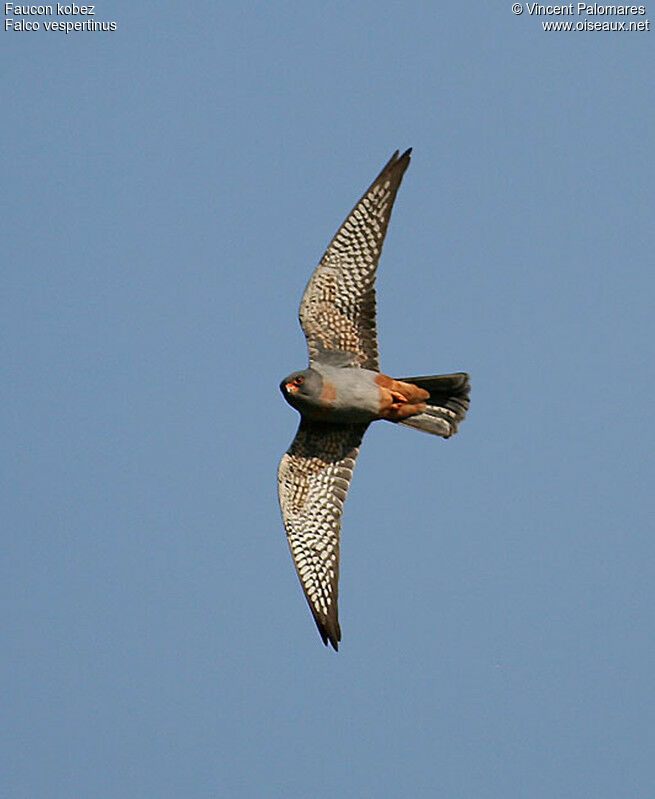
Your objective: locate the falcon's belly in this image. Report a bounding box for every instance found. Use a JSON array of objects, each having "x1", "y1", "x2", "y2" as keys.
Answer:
[{"x1": 309, "y1": 365, "x2": 382, "y2": 423}]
